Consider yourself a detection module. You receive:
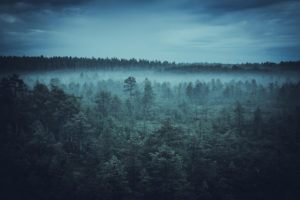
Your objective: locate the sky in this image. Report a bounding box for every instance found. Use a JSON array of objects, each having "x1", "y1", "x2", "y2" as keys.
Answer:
[{"x1": 0, "y1": 0, "x2": 299, "y2": 63}]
